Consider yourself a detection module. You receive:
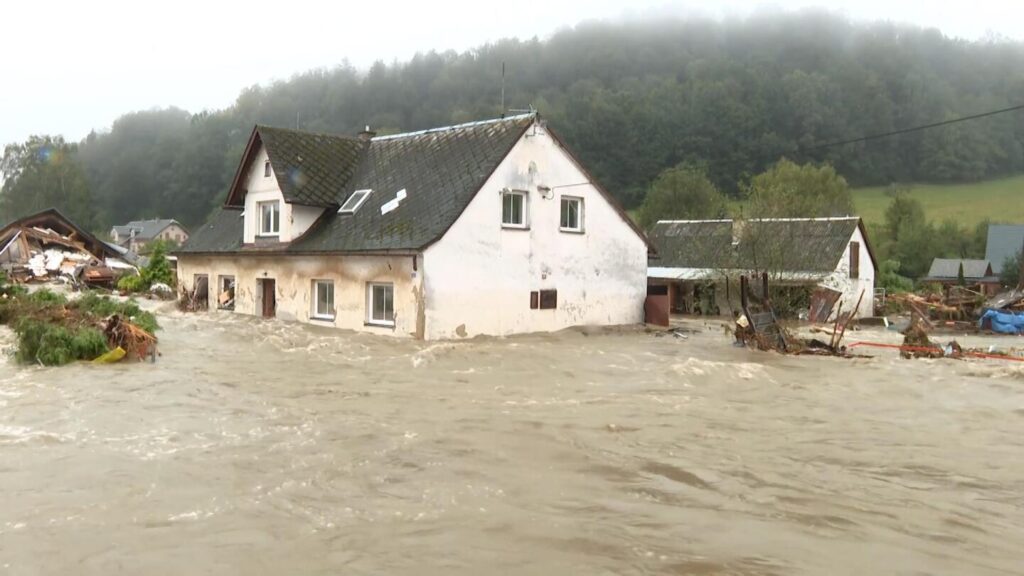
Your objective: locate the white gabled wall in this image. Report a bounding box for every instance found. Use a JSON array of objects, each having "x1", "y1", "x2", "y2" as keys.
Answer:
[
  {"x1": 242, "y1": 146, "x2": 324, "y2": 243},
  {"x1": 421, "y1": 121, "x2": 648, "y2": 339},
  {"x1": 820, "y1": 225, "x2": 875, "y2": 318}
]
